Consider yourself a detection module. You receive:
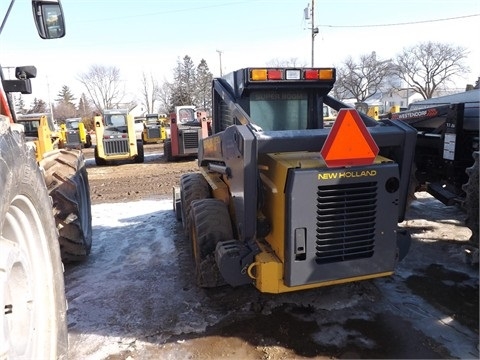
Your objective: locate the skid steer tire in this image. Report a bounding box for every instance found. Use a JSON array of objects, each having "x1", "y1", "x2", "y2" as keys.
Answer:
[
  {"x1": 189, "y1": 198, "x2": 233, "y2": 288},
  {"x1": 0, "y1": 122, "x2": 68, "y2": 359},
  {"x1": 463, "y1": 151, "x2": 479, "y2": 245},
  {"x1": 94, "y1": 145, "x2": 107, "y2": 166},
  {"x1": 164, "y1": 138, "x2": 173, "y2": 162},
  {"x1": 85, "y1": 134, "x2": 92, "y2": 148},
  {"x1": 40, "y1": 149, "x2": 93, "y2": 262},
  {"x1": 180, "y1": 173, "x2": 210, "y2": 239},
  {"x1": 134, "y1": 141, "x2": 144, "y2": 163}
]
